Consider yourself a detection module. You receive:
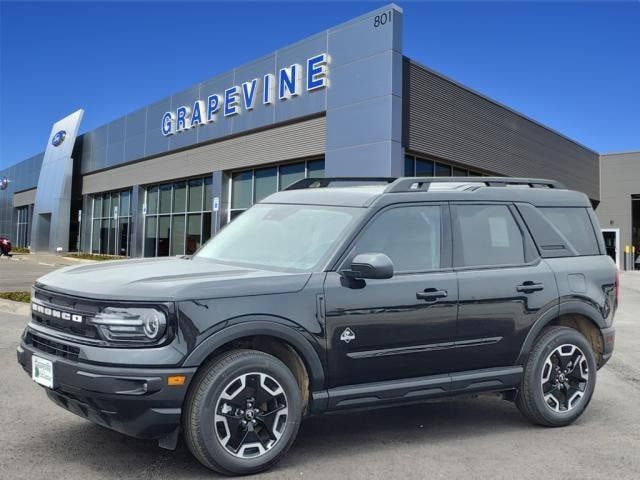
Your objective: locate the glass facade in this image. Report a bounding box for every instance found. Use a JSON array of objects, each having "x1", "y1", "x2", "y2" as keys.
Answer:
[
  {"x1": 229, "y1": 158, "x2": 325, "y2": 220},
  {"x1": 91, "y1": 189, "x2": 133, "y2": 256},
  {"x1": 15, "y1": 205, "x2": 31, "y2": 247},
  {"x1": 144, "y1": 176, "x2": 213, "y2": 257},
  {"x1": 404, "y1": 154, "x2": 486, "y2": 177},
  {"x1": 80, "y1": 155, "x2": 494, "y2": 259}
]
